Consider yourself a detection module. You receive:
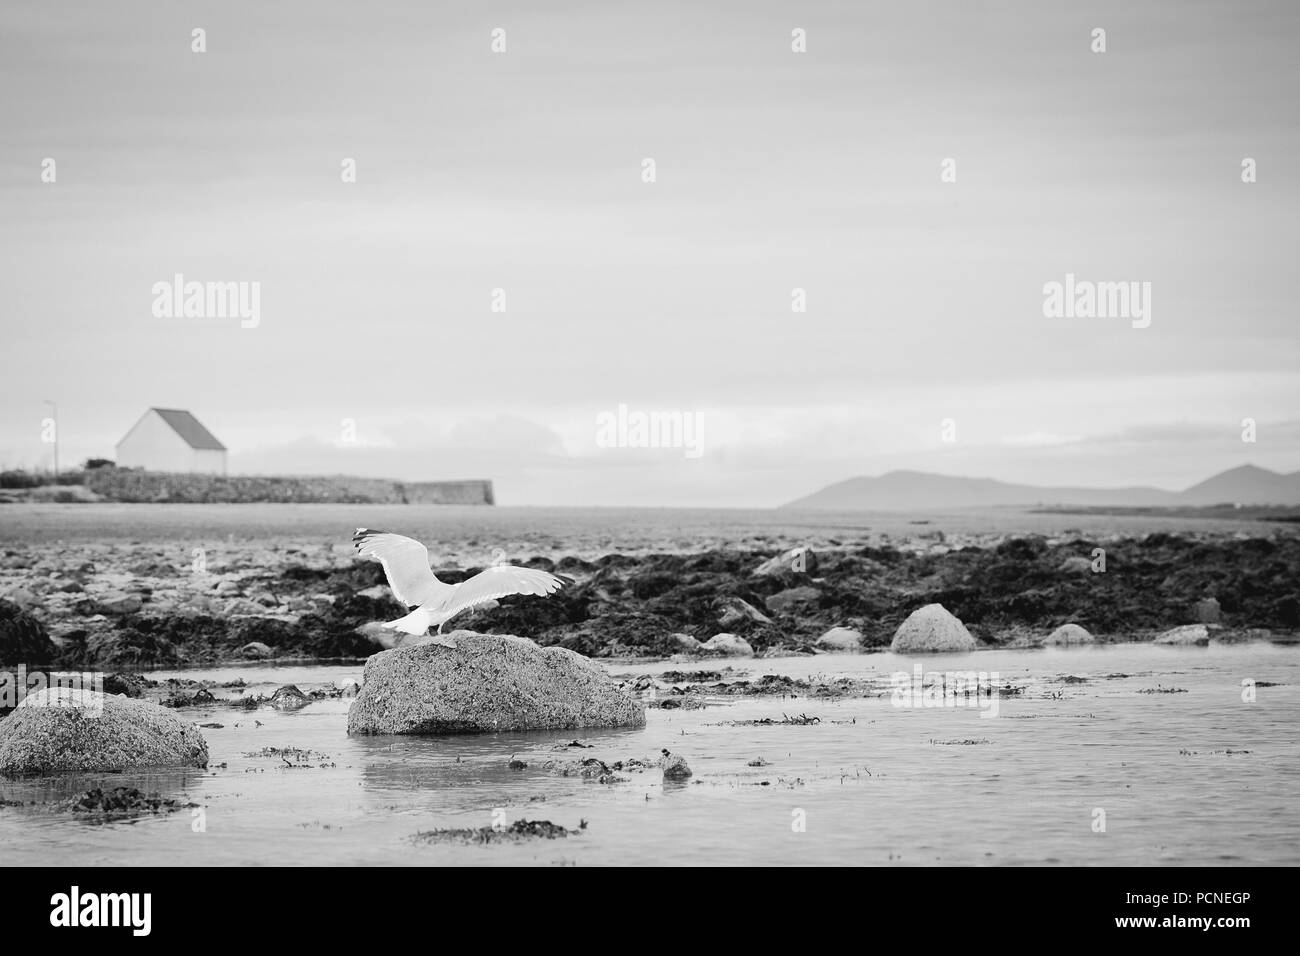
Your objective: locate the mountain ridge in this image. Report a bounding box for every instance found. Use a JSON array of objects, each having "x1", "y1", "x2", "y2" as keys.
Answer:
[{"x1": 781, "y1": 464, "x2": 1300, "y2": 510}]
